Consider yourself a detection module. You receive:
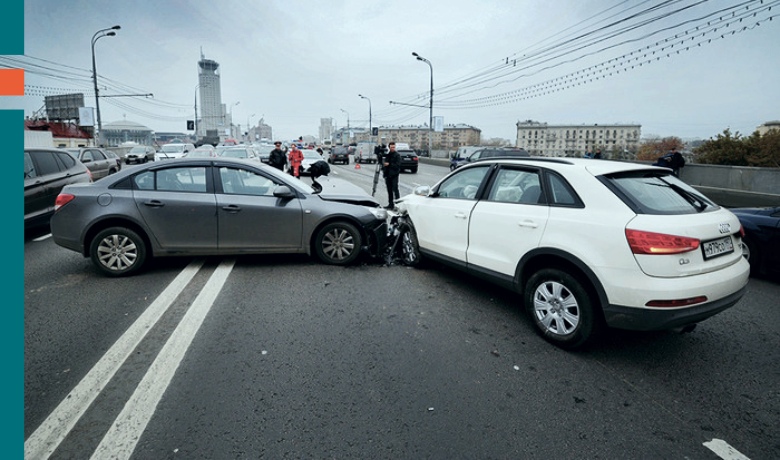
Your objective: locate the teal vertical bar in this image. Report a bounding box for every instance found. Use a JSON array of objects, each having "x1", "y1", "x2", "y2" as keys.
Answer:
[{"x1": 2, "y1": 0, "x2": 23, "y2": 457}]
